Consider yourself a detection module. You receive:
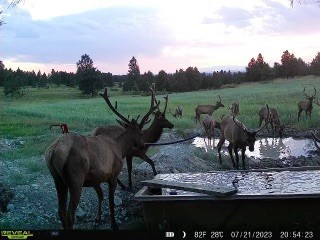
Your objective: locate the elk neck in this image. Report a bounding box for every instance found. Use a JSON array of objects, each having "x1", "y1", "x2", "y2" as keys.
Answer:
[{"x1": 143, "y1": 122, "x2": 164, "y2": 143}]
